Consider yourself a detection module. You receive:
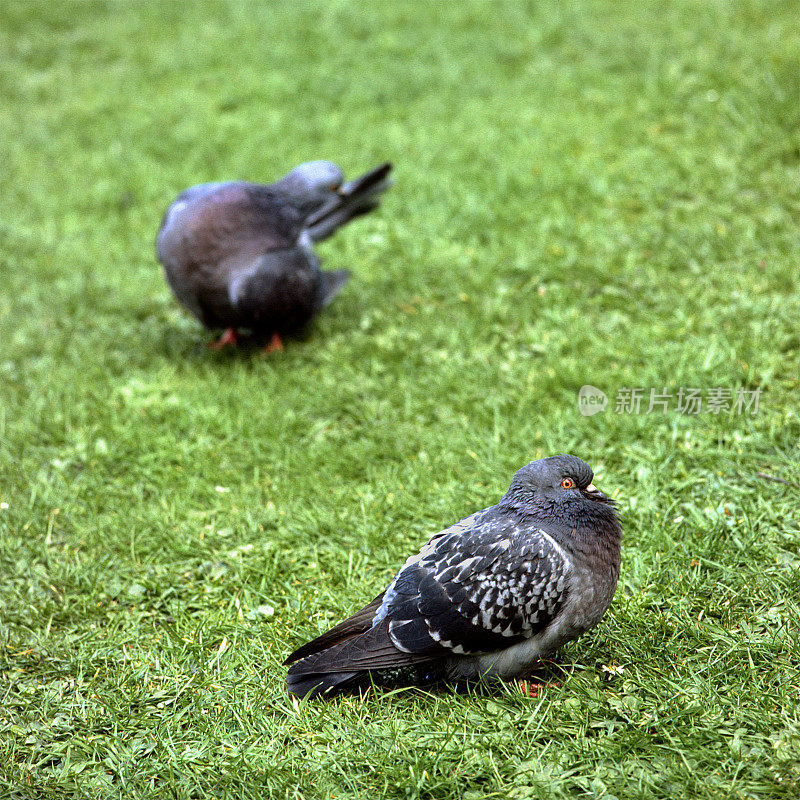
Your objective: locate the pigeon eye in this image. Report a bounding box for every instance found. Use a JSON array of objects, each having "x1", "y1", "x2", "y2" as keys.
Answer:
[{"x1": 561, "y1": 478, "x2": 575, "y2": 489}]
